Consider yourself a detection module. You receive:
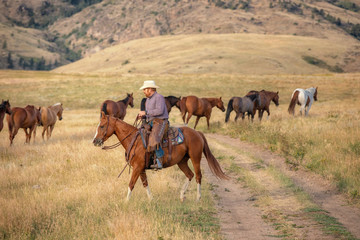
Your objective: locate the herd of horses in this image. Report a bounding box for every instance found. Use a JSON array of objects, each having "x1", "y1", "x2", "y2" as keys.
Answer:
[
  {"x1": 0, "y1": 100, "x2": 63, "y2": 145},
  {"x1": 92, "y1": 86, "x2": 317, "y2": 201},
  {"x1": 1, "y1": 87, "x2": 317, "y2": 201}
]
